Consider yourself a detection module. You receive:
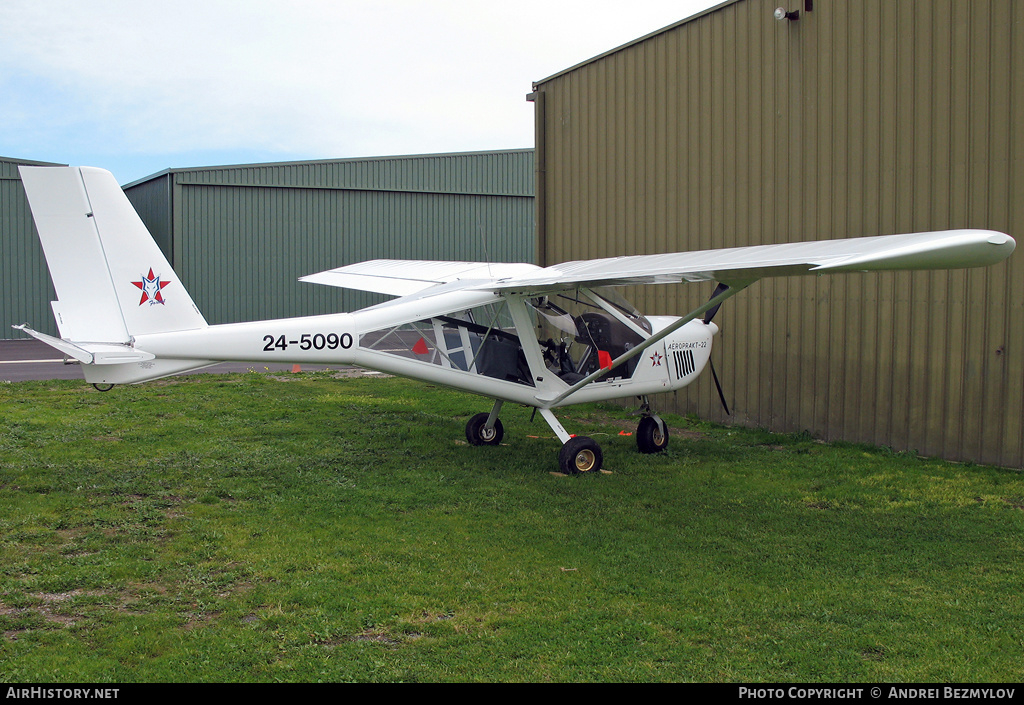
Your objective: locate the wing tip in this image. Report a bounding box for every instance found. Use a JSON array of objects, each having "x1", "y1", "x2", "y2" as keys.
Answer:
[{"x1": 812, "y1": 229, "x2": 1015, "y2": 273}]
